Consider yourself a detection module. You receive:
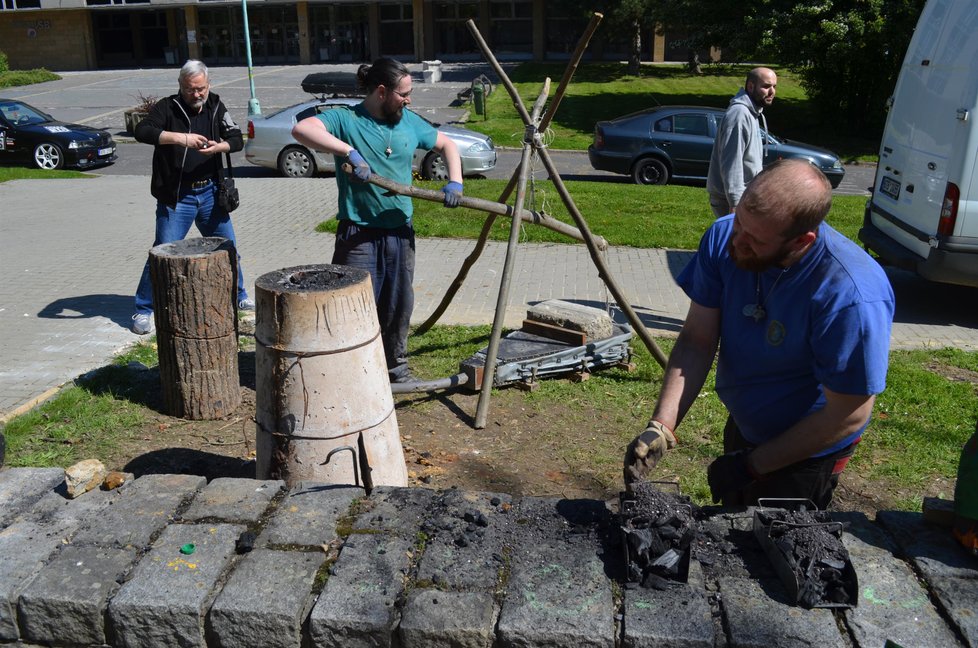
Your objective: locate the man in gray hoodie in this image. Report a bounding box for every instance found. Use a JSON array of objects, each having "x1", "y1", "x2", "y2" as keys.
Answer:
[{"x1": 706, "y1": 67, "x2": 777, "y2": 217}]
